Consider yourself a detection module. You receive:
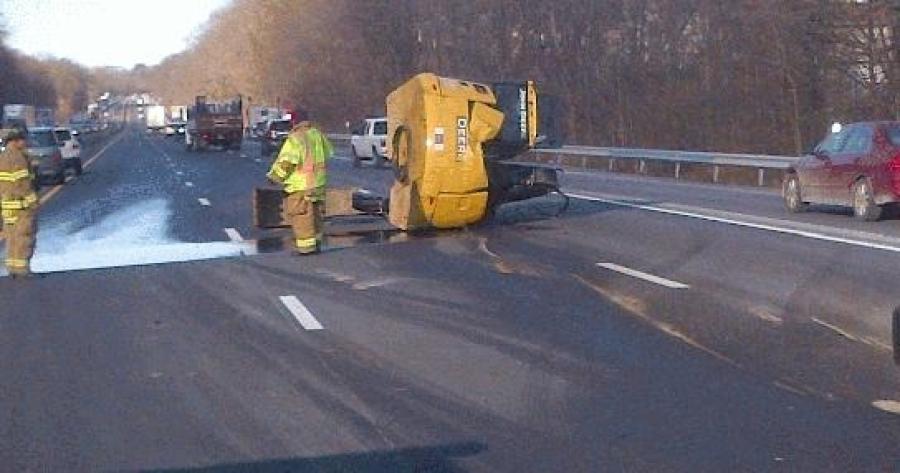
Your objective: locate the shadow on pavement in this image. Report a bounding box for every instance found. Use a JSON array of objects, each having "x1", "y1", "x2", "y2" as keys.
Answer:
[{"x1": 140, "y1": 442, "x2": 486, "y2": 473}]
